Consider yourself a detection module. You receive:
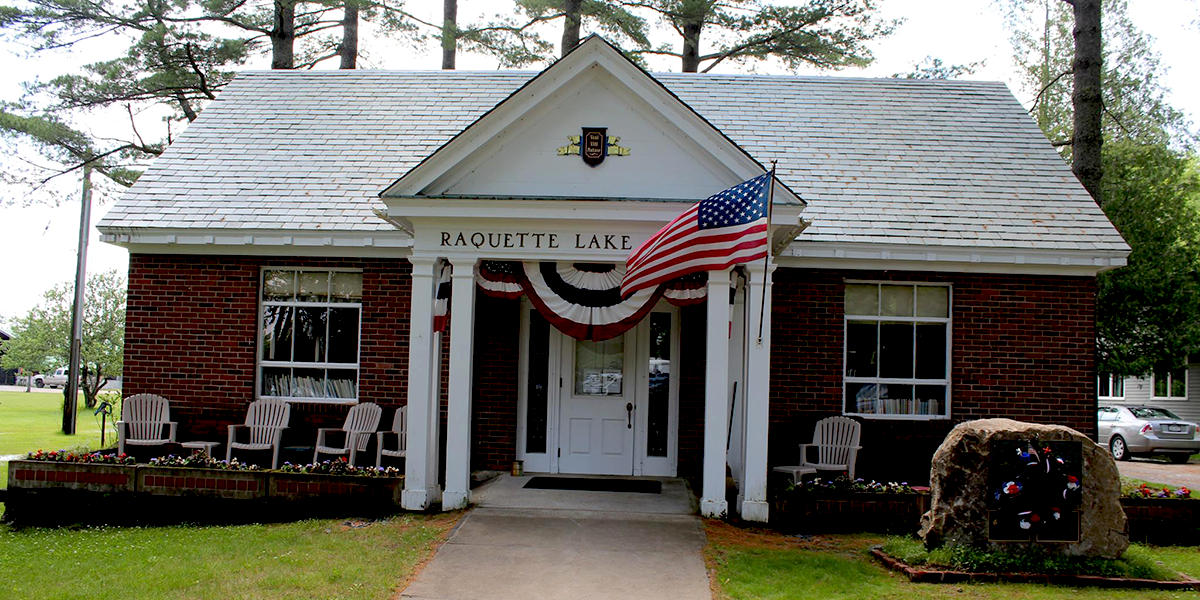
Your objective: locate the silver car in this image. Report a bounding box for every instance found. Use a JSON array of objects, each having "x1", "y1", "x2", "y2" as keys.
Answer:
[{"x1": 1098, "y1": 405, "x2": 1200, "y2": 463}]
